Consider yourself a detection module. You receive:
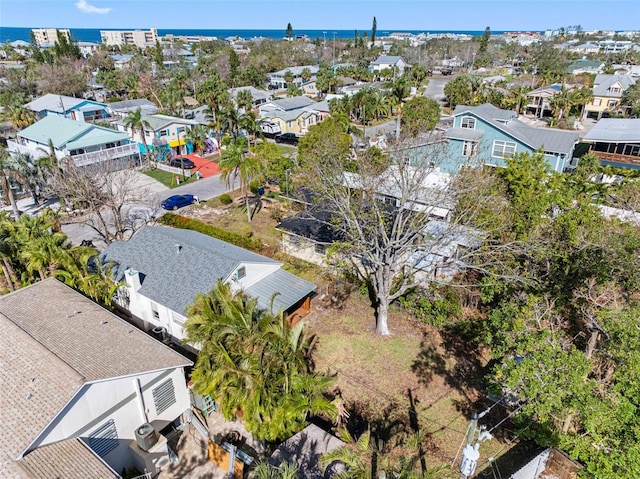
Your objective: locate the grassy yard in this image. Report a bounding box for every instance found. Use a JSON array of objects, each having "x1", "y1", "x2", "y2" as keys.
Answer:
[
  {"x1": 176, "y1": 196, "x2": 523, "y2": 476},
  {"x1": 144, "y1": 168, "x2": 196, "y2": 188}
]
